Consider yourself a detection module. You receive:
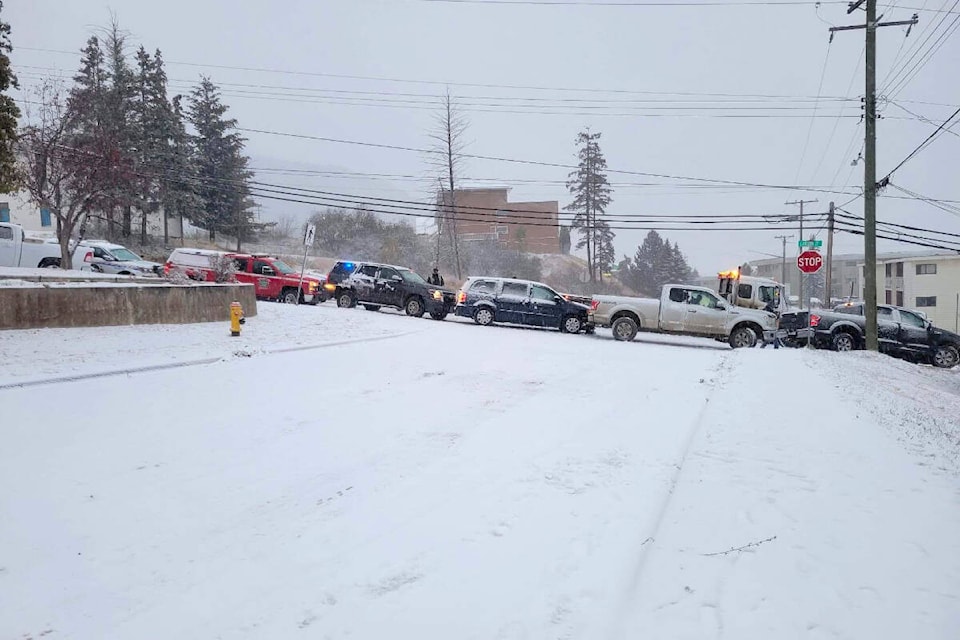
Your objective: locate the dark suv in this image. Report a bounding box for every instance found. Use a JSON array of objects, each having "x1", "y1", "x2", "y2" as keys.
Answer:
[
  {"x1": 322, "y1": 260, "x2": 359, "y2": 301},
  {"x1": 454, "y1": 277, "x2": 592, "y2": 334},
  {"x1": 333, "y1": 262, "x2": 456, "y2": 320}
]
